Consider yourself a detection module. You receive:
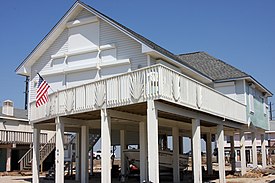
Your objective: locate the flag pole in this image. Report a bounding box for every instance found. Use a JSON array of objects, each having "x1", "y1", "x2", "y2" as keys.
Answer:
[{"x1": 37, "y1": 72, "x2": 55, "y2": 93}]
